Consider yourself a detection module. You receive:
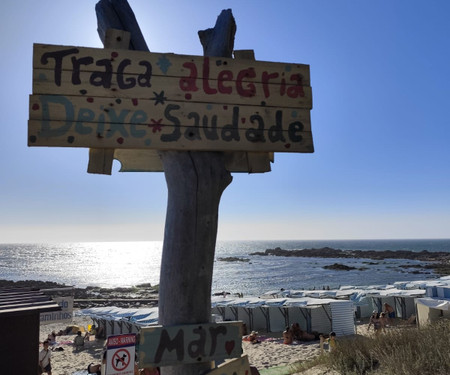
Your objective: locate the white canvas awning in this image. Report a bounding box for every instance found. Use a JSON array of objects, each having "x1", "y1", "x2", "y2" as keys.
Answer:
[{"x1": 416, "y1": 298, "x2": 450, "y2": 311}]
